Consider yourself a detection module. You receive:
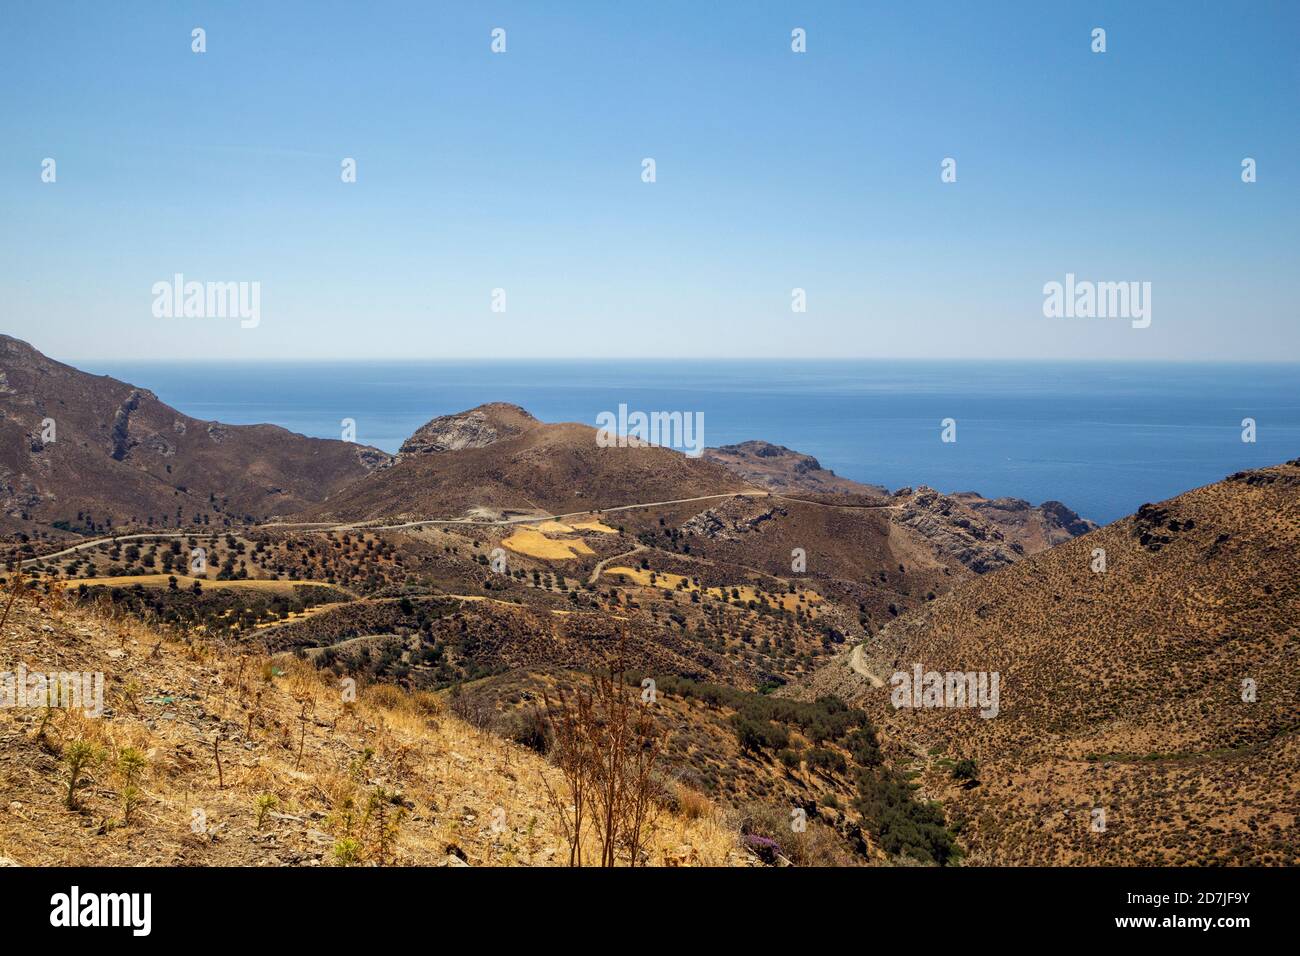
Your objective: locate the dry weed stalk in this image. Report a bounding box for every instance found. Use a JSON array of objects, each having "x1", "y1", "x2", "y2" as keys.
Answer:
[
  {"x1": 294, "y1": 695, "x2": 315, "y2": 770},
  {"x1": 543, "y1": 637, "x2": 663, "y2": 867},
  {"x1": 0, "y1": 565, "x2": 28, "y2": 637},
  {"x1": 213, "y1": 733, "x2": 224, "y2": 789}
]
